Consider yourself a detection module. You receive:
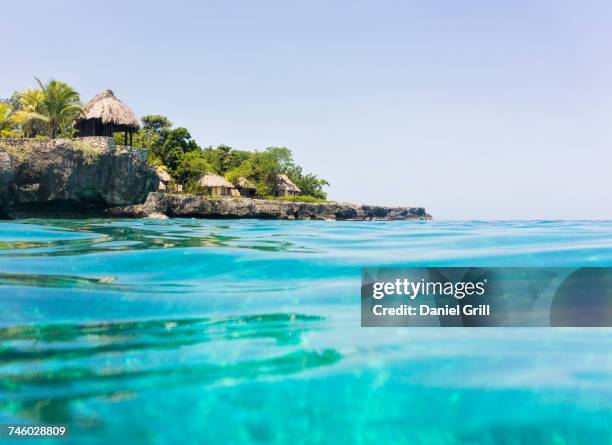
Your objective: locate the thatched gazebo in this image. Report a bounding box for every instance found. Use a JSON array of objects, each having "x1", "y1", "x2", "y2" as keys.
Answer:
[
  {"x1": 198, "y1": 174, "x2": 239, "y2": 197},
  {"x1": 237, "y1": 176, "x2": 256, "y2": 197},
  {"x1": 75, "y1": 90, "x2": 140, "y2": 145},
  {"x1": 274, "y1": 174, "x2": 301, "y2": 197}
]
